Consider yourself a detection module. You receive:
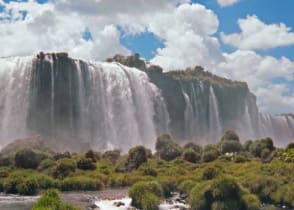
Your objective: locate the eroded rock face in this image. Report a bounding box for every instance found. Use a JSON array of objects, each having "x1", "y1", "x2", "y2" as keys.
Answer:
[{"x1": 110, "y1": 54, "x2": 293, "y2": 145}]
